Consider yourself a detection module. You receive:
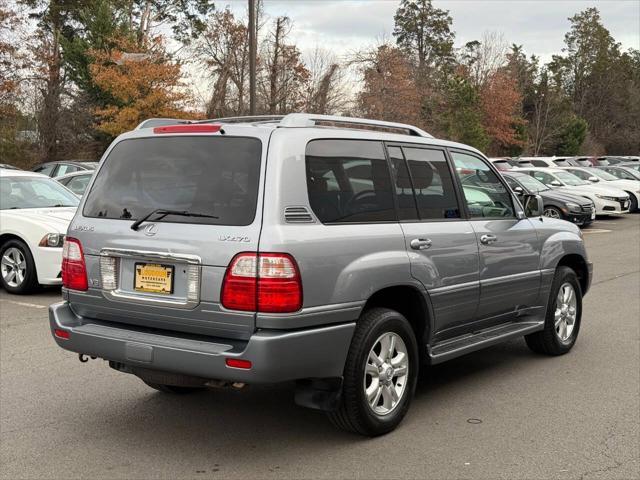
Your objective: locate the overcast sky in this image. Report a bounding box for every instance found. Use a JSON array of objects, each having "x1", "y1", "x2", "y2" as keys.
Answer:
[{"x1": 221, "y1": 0, "x2": 639, "y2": 62}]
